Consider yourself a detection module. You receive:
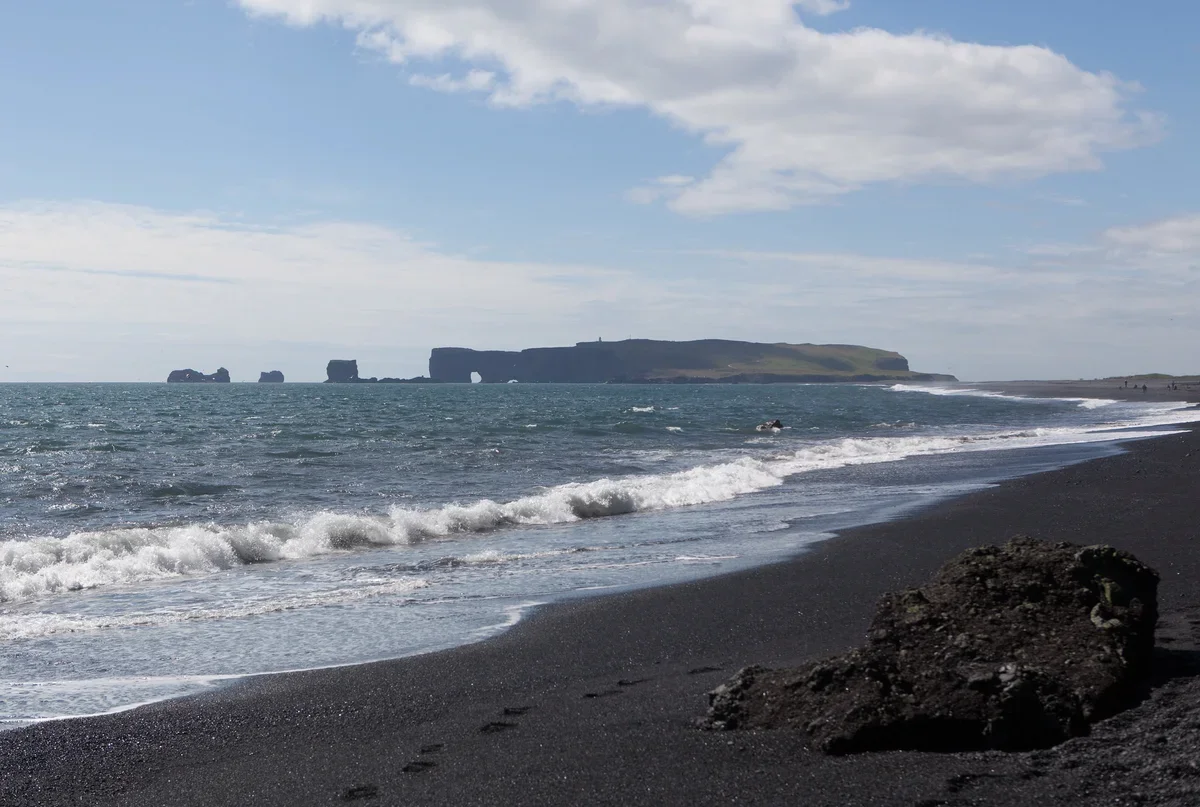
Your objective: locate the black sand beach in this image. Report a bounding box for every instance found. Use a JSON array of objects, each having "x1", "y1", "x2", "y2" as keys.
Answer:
[
  {"x1": 3, "y1": 424, "x2": 1199, "y2": 806},
  {"x1": 971, "y1": 379, "x2": 1200, "y2": 404}
]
